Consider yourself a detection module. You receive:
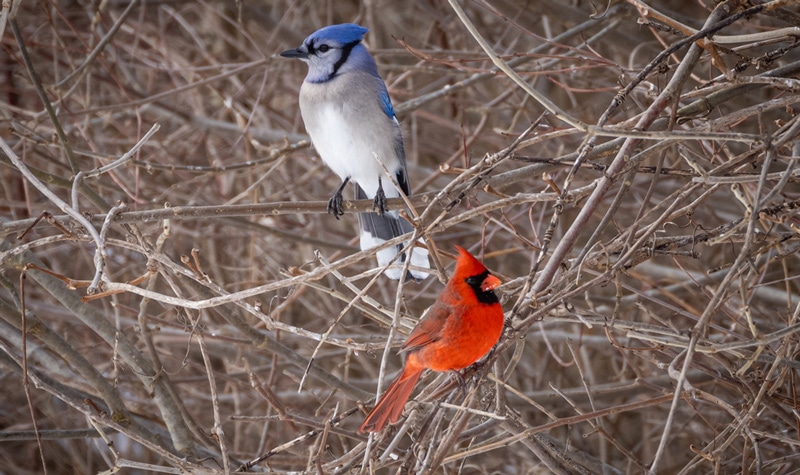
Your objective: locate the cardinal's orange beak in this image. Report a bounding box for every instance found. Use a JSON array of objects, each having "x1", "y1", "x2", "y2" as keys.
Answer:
[{"x1": 481, "y1": 274, "x2": 501, "y2": 292}]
